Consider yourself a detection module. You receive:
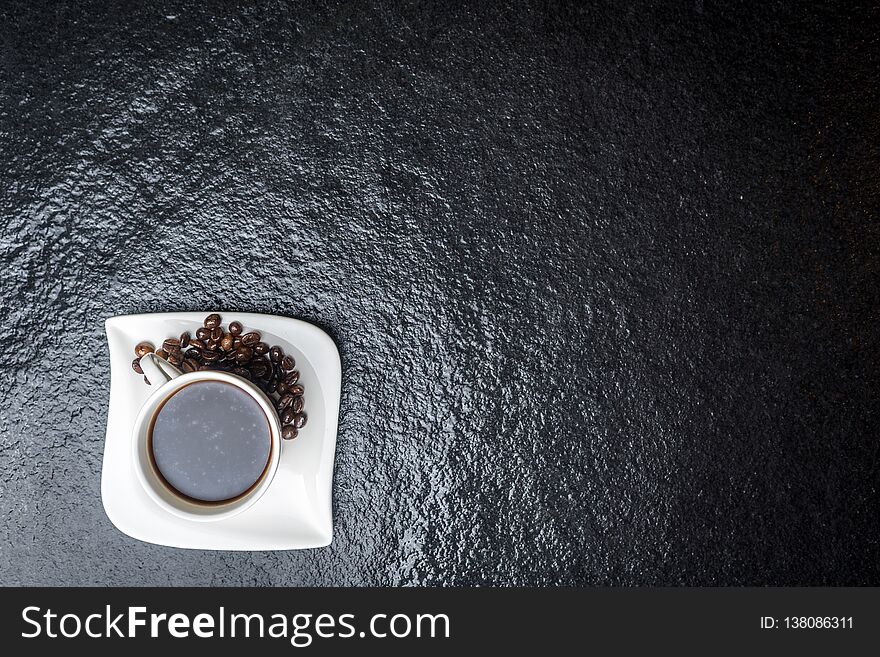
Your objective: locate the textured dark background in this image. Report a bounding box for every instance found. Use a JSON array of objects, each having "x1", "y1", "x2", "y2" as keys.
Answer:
[{"x1": 1, "y1": 0, "x2": 878, "y2": 586}]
